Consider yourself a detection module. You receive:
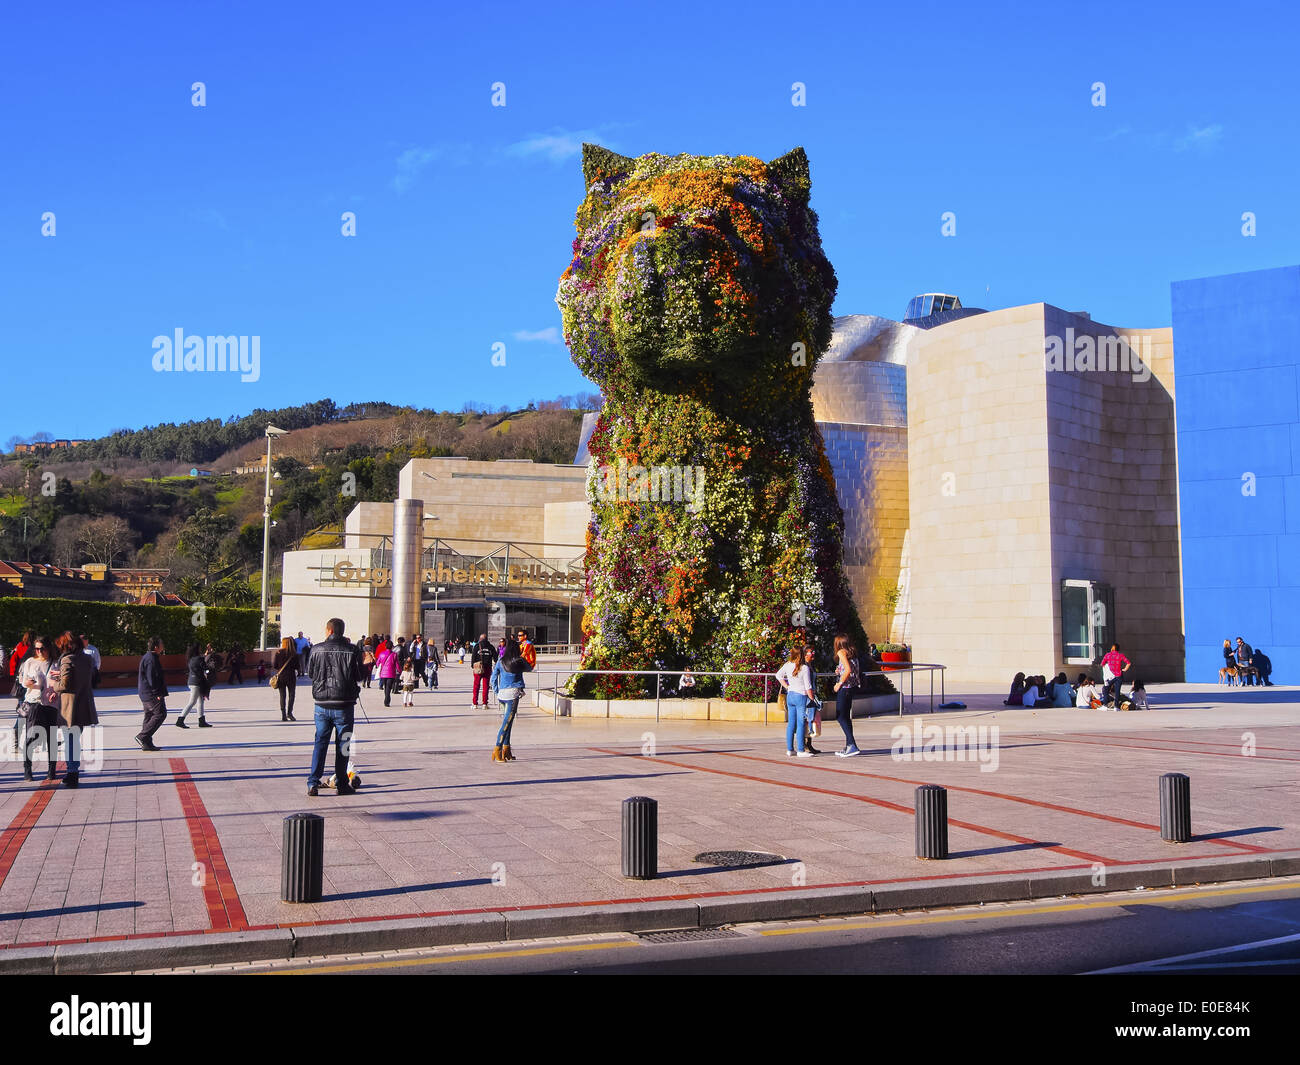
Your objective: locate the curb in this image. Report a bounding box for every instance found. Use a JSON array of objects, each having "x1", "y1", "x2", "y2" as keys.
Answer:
[{"x1": 2, "y1": 853, "x2": 1296, "y2": 974}]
